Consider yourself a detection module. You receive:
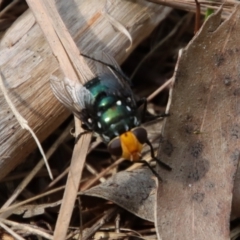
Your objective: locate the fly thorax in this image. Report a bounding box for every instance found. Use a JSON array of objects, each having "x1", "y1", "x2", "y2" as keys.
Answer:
[{"x1": 96, "y1": 98, "x2": 141, "y2": 143}]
